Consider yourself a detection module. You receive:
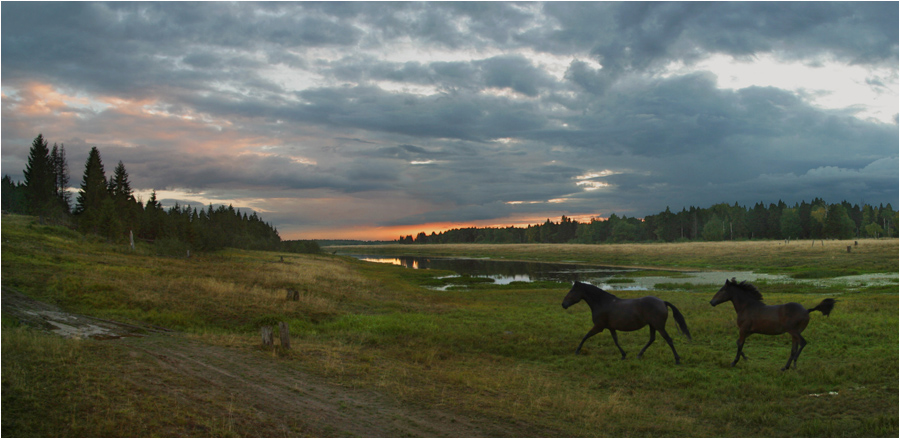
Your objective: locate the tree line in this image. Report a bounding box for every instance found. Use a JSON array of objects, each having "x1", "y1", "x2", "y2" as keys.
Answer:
[
  {"x1": 3, "y1": 134, "x2": 319, "y2": 254},
  {"x1": 398, "y1": 200, "x2": 898, "y2": 245}
]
